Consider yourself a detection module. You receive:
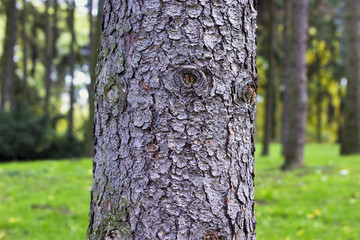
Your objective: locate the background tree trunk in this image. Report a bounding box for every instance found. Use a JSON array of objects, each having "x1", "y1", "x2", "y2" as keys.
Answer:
[
  {"x1": 22, "y1": 0, "x2": 28, "y2": 101},
  {"x1": 44, "y1": 0, "x2": 54, "y2": 115},
  {"x1": 262, "y1": 0, "x2": 276, "y2": 156},
  {"x1": 341, "y1": 0, "x2": 360, "y2": 154},
  {"x1": 68, "y1": 0, "x2": 76, "y2": 140},
  {"x1": 85, "y1": 0, "x2": 104, "y2": 157},
  {"x1": 87, "y1": 1, "x2": 258, "y2": 239},
  {"x1": 0, "y1": 0, "x2": 17, "y2": 111},
  {"x1": 281, "y1": 0, "x2": 291, "y2": 156},
  {"x1": 282, "y1": 0, "x2": 309, "y2": 170}
]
